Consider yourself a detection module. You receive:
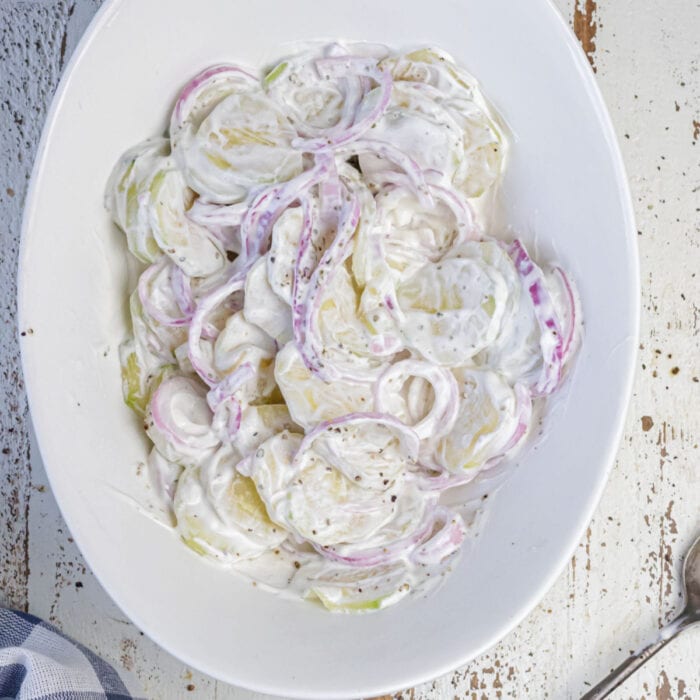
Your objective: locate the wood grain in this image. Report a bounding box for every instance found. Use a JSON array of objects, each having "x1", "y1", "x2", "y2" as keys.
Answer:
[
  {"x1": 0, "y1": 0, "x2": 71, "y2": 613},
  {"x1": 1, "y1": 1, "x2": 698, "y2": 698},
  {"x1": 573, "y1": 0, "x2": 598, "y2": 71}
]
